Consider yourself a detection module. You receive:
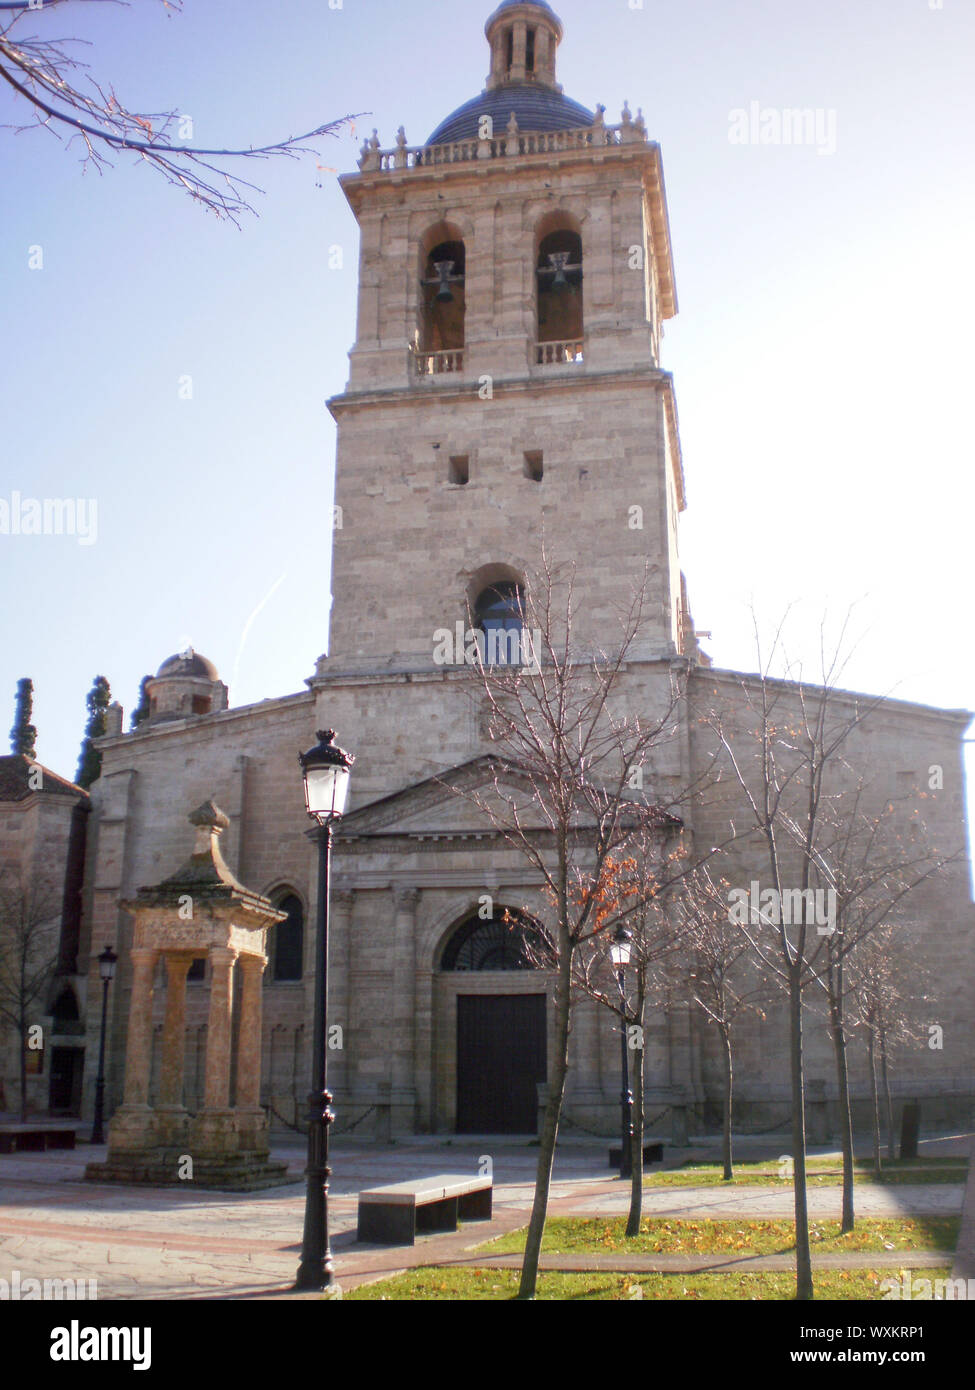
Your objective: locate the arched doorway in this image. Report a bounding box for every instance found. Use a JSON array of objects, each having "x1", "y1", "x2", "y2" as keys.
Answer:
[
  {"x1": 48, "y1": 986, "x2": 85, "y2": 1115},
  {"x1": 439, "y1": 908, "x2": 551, "y2": 1134}
]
